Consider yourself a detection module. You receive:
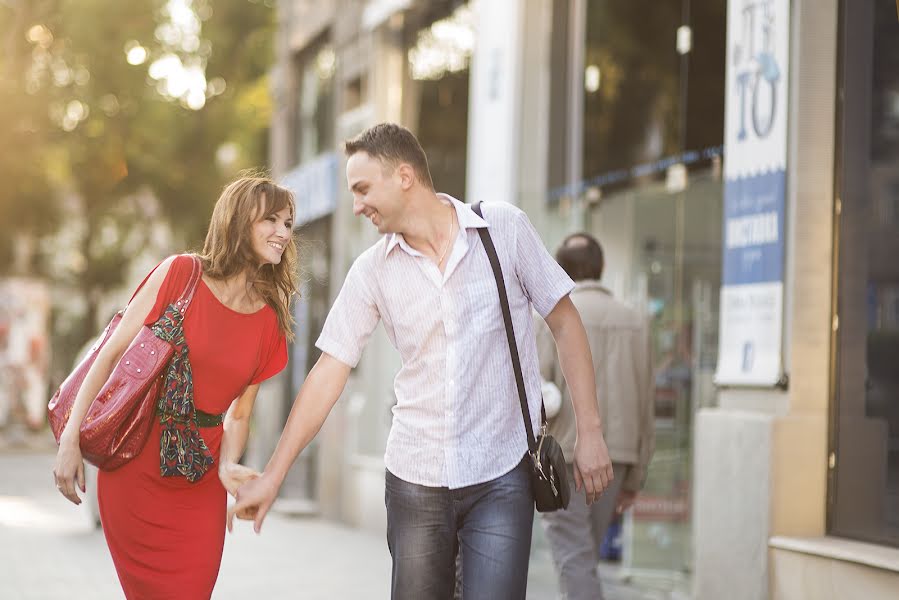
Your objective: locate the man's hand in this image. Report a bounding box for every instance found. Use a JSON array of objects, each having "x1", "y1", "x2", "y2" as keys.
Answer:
[
  {"x1": 227, "y1": 472, "x2": 280, "y2": 534},
  {"x1": 544, "y1": 297, "x2": 613, "y2": 505},
  {"x1": 218, "y1": 461, "x2": 261, "y2": 498},
  {"x1": 572, "y1": 425, "x2": 614, "y2": 506},
  {"x1": 616, "y1": 489, "x2": 637, "y2": 515}
]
